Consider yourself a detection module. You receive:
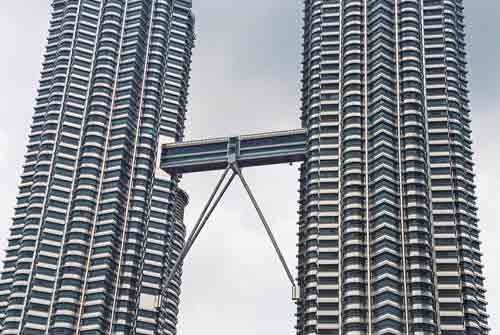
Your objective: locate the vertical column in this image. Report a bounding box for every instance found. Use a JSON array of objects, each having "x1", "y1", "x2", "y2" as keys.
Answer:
[
  {"x1": 297, "y1": 1, "x2": 321, "y2": 333},
  {"x1": 316, "y1": 0, "x2": 342, "y2": 333},
  {"x1": 451, "y1": 1, "x2": 488, "y2": 333},
  {"x1": 399, "y1": 0, "x2": 438, "y2": 334},
  {"x1": 127, "y1": 0, "x2": 175, "y2": 332},
  {"x1": 11, "y1": 0, "x2": 98, "y2": 333},
  {"x1": 424, "y1": 0, "x2": 467, "y2": 334},
  {"x1": 423, "y1": 0, "x2": 489, "y2": 334},
  {"x1": 365, "y1": 0, "x2": 406, "y2": 333},
  {"x1": 155, "y1": 188, "x2": 188, "y2": 335},
  {"x1": 133, "y1": 1, "x2": 194, "y2": 334},
  {"x1": 46, "y1": 1, "x2": 107, "y2": 333},
  {"x1": 50, "y1": 0, "x2": 126, "y2": 332},
  {"x1": 298, "y1": 0, "x2": 343, "y2": 334},
  {"x1": 0, "y1": 0, "x2": 68, "y2": 331},
  {"x1": 297, "y1": 1, "x2": 341, "y2": 334},
  {"x1": 108, "y1": 0, "x2": 173, "y2": 332},
  {"x1": 339, "y1": 0, "x2": 370, "y2": 333},
  {"x1": 75, "y1": 0, "x2": 152, "y2": 333}
]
